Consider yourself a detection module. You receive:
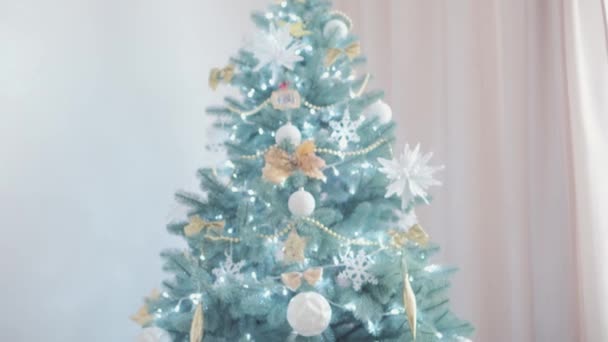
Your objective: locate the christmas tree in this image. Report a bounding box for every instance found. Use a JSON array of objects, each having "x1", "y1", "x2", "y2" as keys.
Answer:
[{"x1": 132, "y1": 1, "x2": 474, "y2": 341}]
